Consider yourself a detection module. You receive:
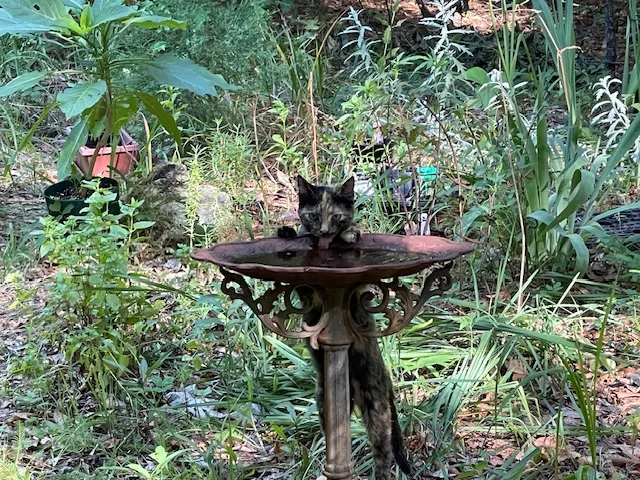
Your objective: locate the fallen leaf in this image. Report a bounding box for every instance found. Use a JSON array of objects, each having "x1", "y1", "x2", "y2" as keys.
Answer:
[
  {"x1": 506, "y1": 357, "x2": 528, "y2": 381},
  {"x1": 533, "y1": 436, "x2": 557, "y2": 448}
]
